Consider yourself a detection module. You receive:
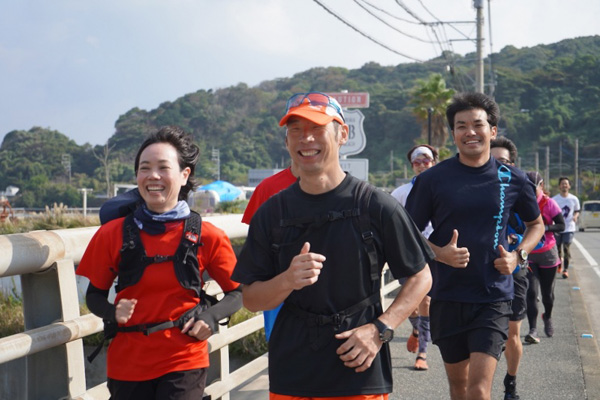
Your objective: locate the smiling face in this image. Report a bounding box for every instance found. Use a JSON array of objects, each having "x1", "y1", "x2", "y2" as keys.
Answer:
[
  {"x1": 136, "y1": 142, "x2": 190, "y2": 213},
  {"x1": 285, "y1": 116, "x2": 348, "y2": 178},
  {"x1": 411, "y1": 155, "x2": 435, "y2": 175},
  {"x1": 559, "y1": 178, "x2": 571, "y2": 194},
  {"x1": 452, "y1": 108, "x2": 497, "y2": 167}
]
